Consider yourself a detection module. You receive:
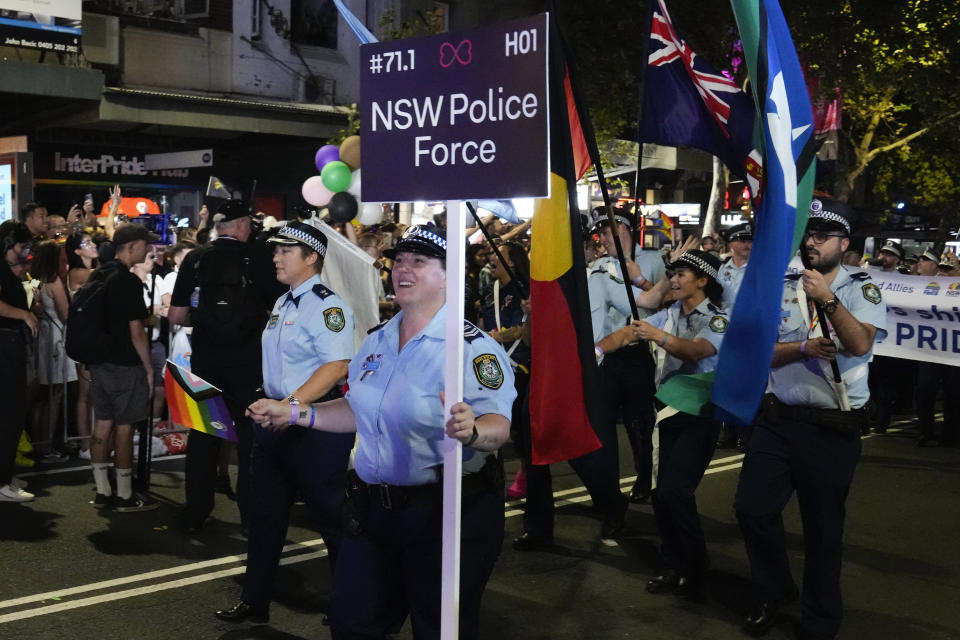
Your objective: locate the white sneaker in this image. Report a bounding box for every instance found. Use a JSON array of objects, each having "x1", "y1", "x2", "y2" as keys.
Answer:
[
  {"x1": 0, "y1": 483, "x2": 35, "y2": 502},
  {"x1": 11, "y1": 477, "x2": 27, "y2": 490}
]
